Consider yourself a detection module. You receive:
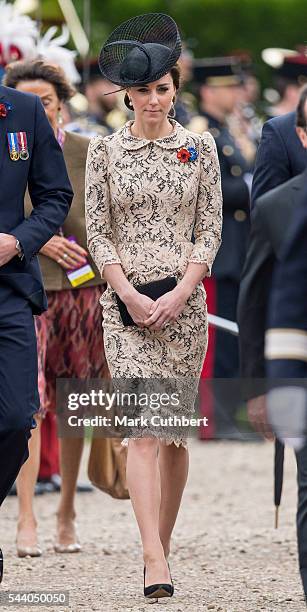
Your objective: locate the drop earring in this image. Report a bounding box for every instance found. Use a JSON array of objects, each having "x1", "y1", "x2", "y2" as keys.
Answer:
[
  {"x1": 168, "y1": 102, "x2": 176, "y2": 119},
  {"x1": 57, "y1": 110, "x2": 63, "y2": 125}
]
